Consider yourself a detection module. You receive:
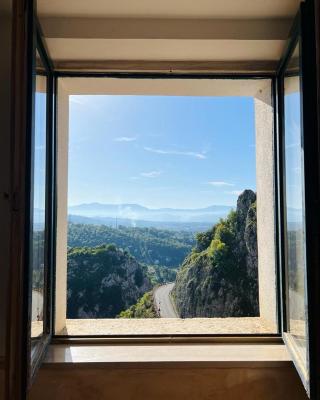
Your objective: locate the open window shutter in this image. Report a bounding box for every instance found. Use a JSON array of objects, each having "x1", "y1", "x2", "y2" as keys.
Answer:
[
  {"x1": 277, "y1": 1, "x2": 320, "y2": 398},
  {"x1": 6, "y1": 1, "x2": 55, "y2": 398}
]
